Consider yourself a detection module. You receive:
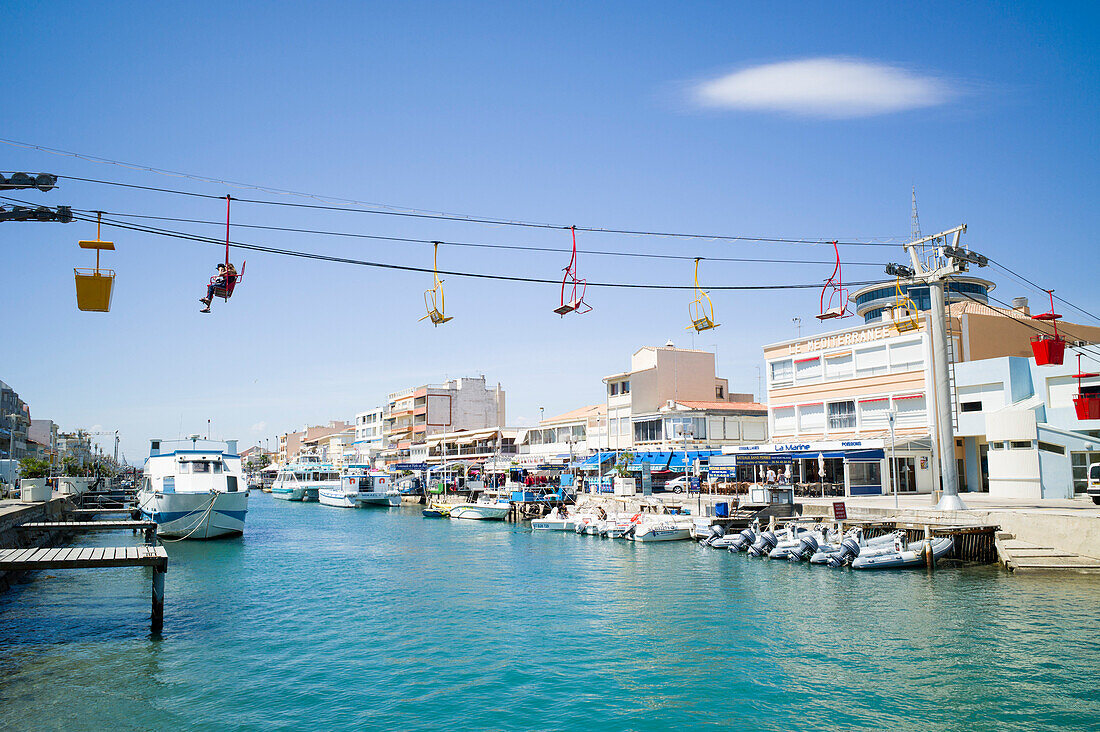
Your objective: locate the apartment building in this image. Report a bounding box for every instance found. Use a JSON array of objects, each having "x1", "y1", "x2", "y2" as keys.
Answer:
[
  {"x1": 595, "y1": 343, "x2": 767, "y2": 452},
  {"x1": 758, "y1": 291, "x2": 1100, "y2": 497},
  {"x1": 379, "y1": 376, "x2": 505, "y2": 467},
  {"x1": 278, "y1": 421, "x2": 352, "y2": 465}
]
